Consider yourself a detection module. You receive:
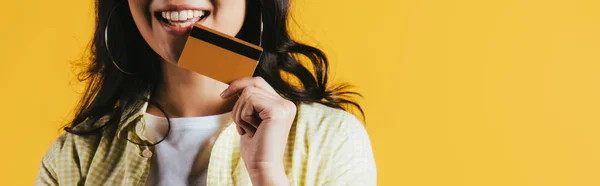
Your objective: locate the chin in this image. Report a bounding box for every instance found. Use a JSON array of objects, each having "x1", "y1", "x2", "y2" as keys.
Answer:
[{"x1": 157, "y1": 46, "x2": 184, "y2": 64}]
